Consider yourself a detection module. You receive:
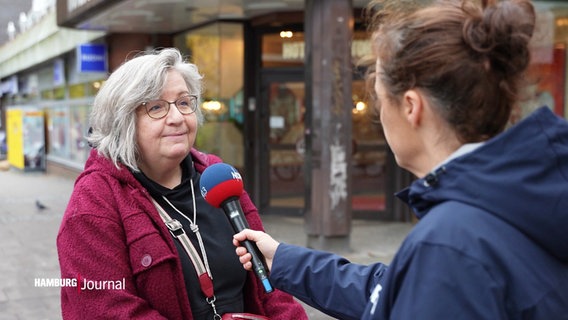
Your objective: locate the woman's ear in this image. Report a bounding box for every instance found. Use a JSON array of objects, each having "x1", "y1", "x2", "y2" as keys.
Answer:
[{"x1": 403, "y1": 89, "x2": 424, "y2": 128}]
